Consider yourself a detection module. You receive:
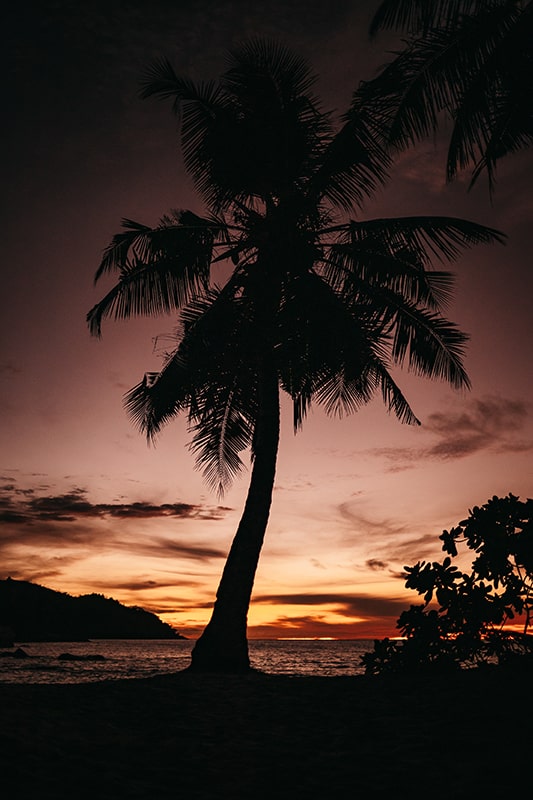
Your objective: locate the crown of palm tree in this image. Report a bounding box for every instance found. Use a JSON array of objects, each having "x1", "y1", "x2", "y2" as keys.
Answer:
[{"x1": 88, "y1": 39, "x2": 504, "y2": 496}]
